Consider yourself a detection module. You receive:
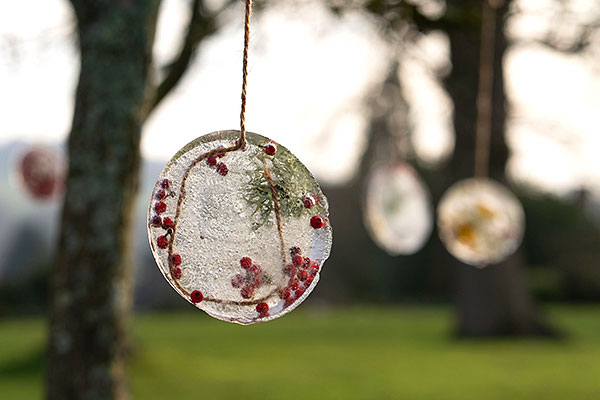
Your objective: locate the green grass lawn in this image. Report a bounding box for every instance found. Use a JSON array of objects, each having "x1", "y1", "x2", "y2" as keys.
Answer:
[{"x1": 1, "y1": 306, "x2": 600, "y2": 399}]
